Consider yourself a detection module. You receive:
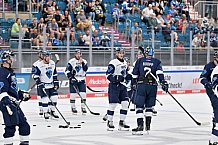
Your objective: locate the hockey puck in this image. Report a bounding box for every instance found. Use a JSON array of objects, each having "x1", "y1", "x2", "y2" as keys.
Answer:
[
  {"x1": 33, "y1": 124, "x2": 37, "y2": 127},
  {"x1": 81, "y1": 121, "x2": 85, "y2": 124},
  {"x1": 130, "y1": 109, "x2": 135, "y2": 111},
  {"x1": 47, "y1": 125, "x2": 51, "y2": 128},
  {"x1": 74, "y1": 126, "x2": 81, "y2": 129}
]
